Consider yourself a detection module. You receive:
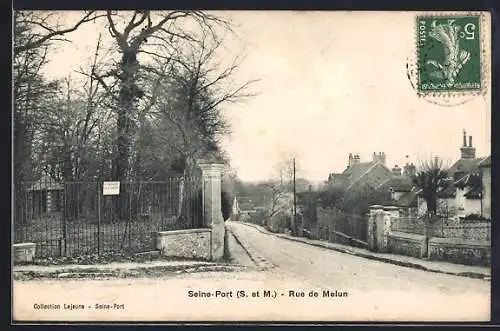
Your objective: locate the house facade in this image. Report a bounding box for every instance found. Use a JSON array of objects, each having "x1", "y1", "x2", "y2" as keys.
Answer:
[
  {"x1": 479, "y1": 156, "x2": 491, "y2": 218},
  {"x1": 417, "y1": 131, "x2": 489, "y2": 219},
  {"x1": 376, "y1": 162, "x2": 418, "y2": 216},
  {"x1": 26, "y1": 175, "x2": 64, "y2": 216}
]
